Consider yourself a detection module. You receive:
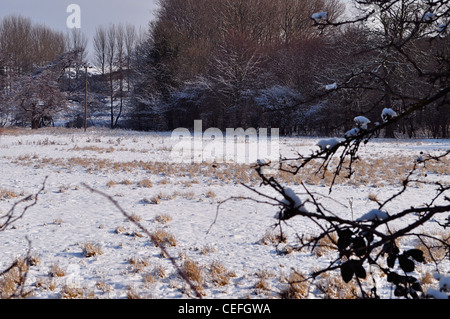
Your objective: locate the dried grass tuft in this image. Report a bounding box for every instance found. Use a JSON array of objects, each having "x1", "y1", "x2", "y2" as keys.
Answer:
[
  {"x1": 81, "y1": 242, "x2": 103, "y2": 258},
  {"x1": 151, "y1": 229, "x2": 177, "y2": 248}
]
